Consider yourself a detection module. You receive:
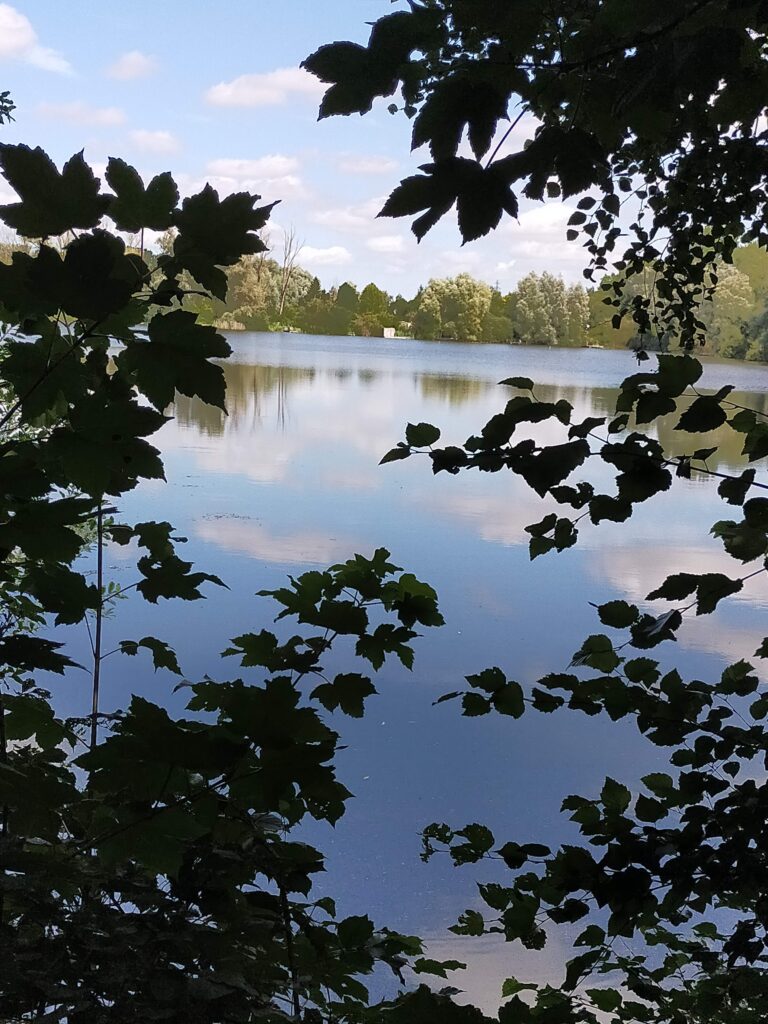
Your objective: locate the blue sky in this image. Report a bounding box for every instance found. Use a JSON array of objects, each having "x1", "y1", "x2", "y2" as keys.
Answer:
[{"x1": 0, "y1": 2, "x2": 588, "y2": 294}]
